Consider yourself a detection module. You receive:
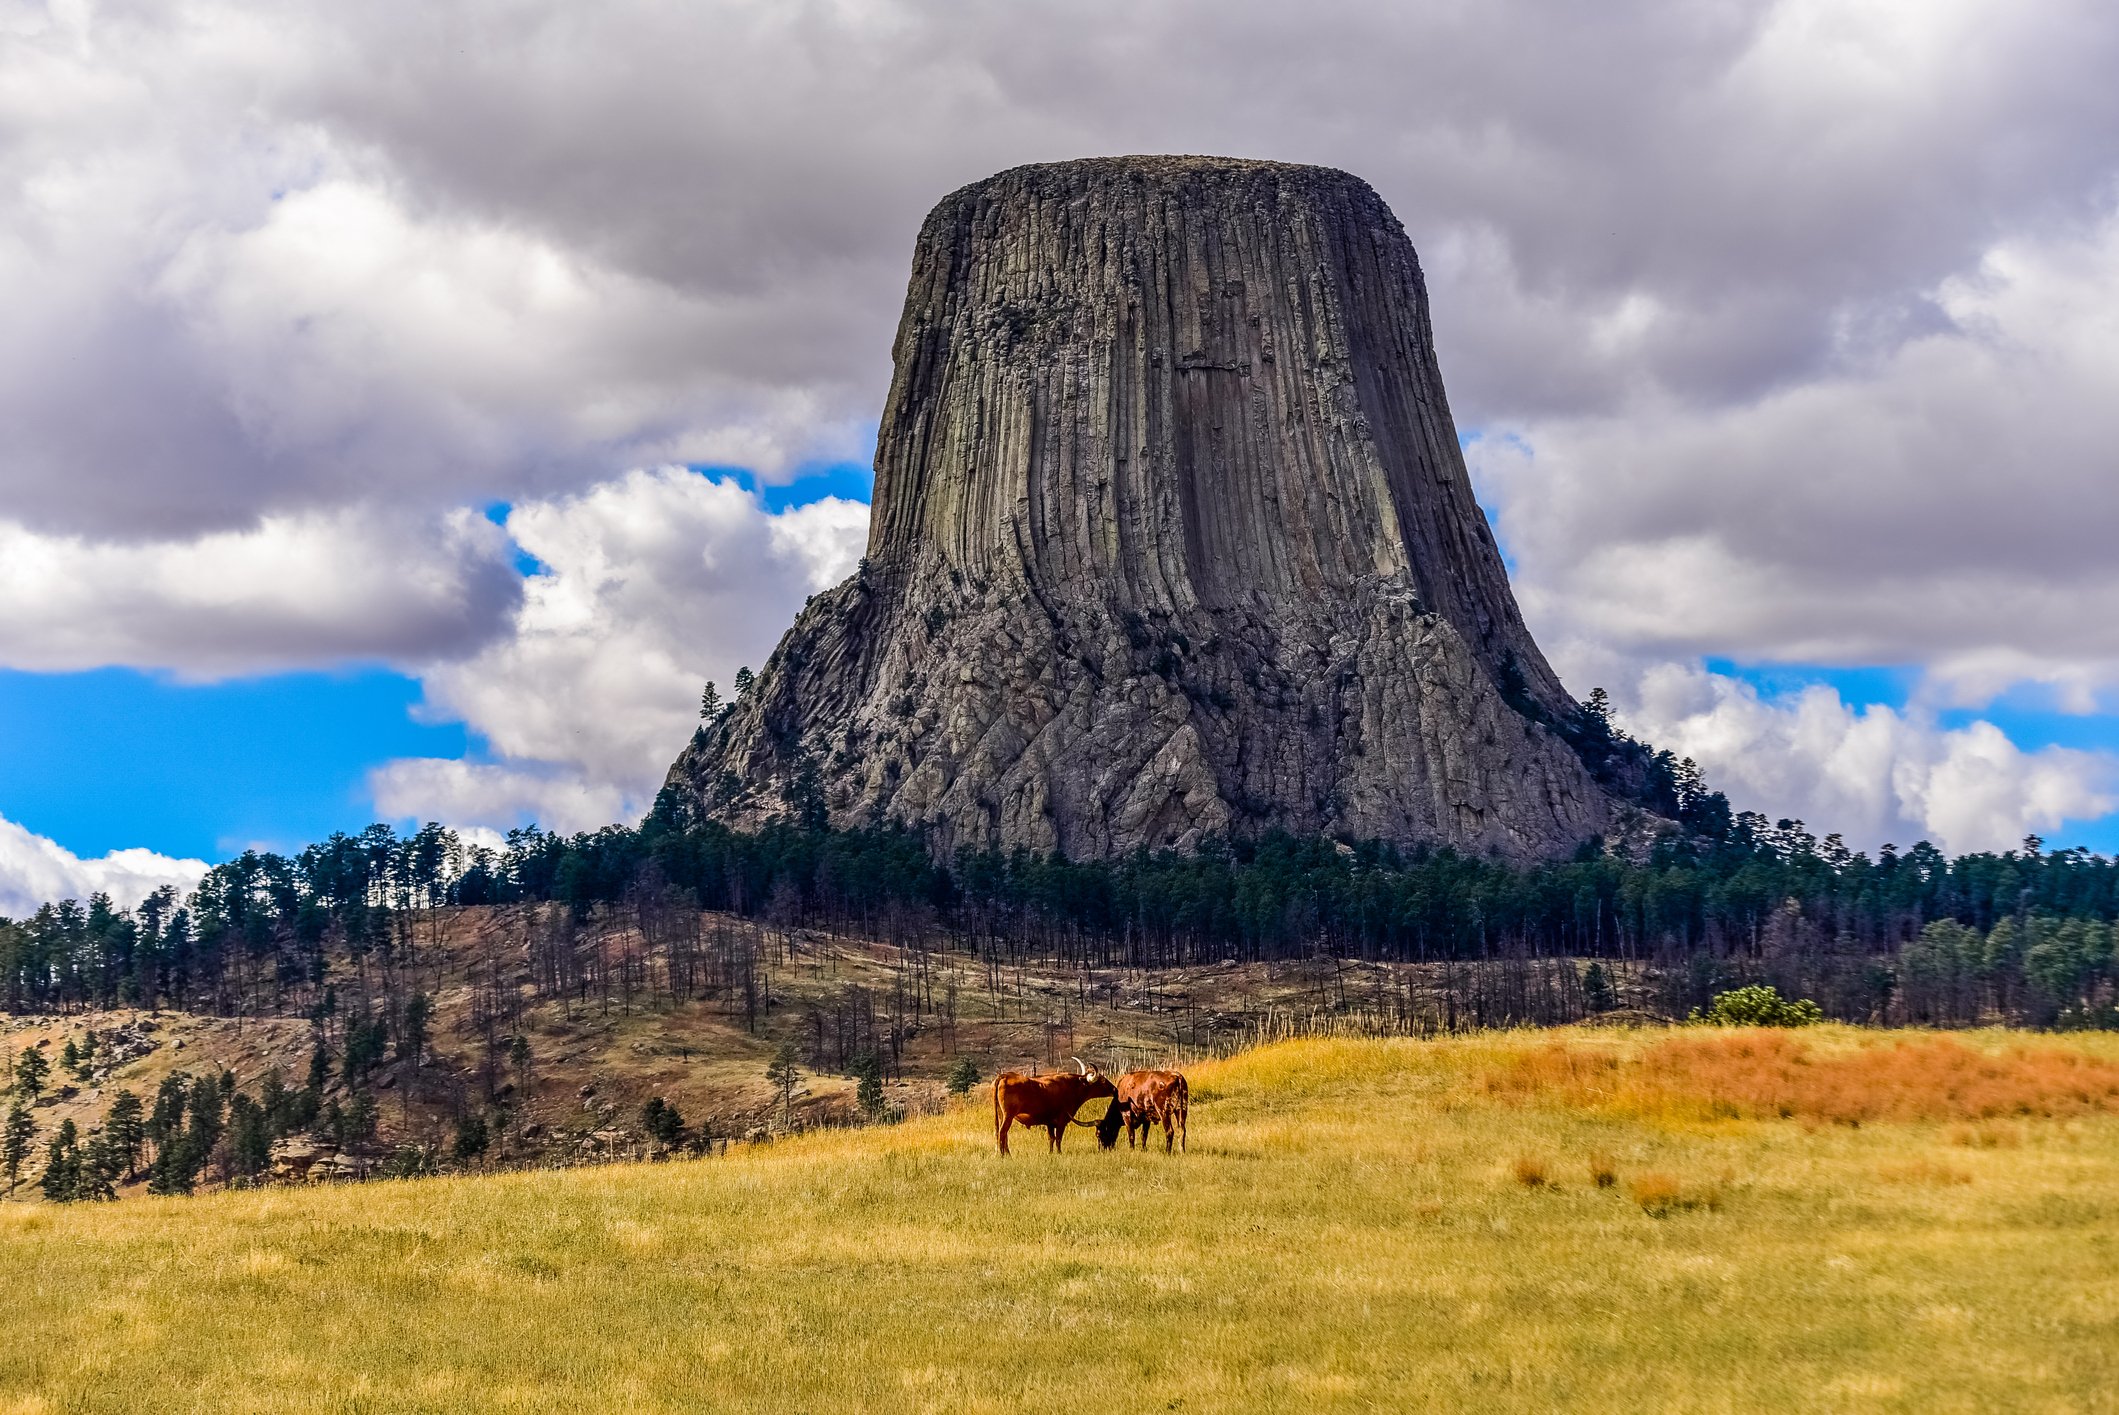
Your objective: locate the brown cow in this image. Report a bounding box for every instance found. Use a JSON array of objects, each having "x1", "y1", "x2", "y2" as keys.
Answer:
[
  {"x1": 1115, "y1": 1069, "x2": 1189, "y2": 1153},
  {"x1": 993, "y1": 1058, "x2": 1117, "y2": 1154}
]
